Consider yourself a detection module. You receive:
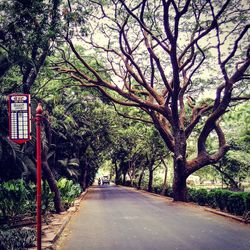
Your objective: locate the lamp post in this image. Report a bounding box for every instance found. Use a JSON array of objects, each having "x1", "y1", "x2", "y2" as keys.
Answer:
[{"x1": 36, "y1": 103, "x2": 43, "y2": 250}]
